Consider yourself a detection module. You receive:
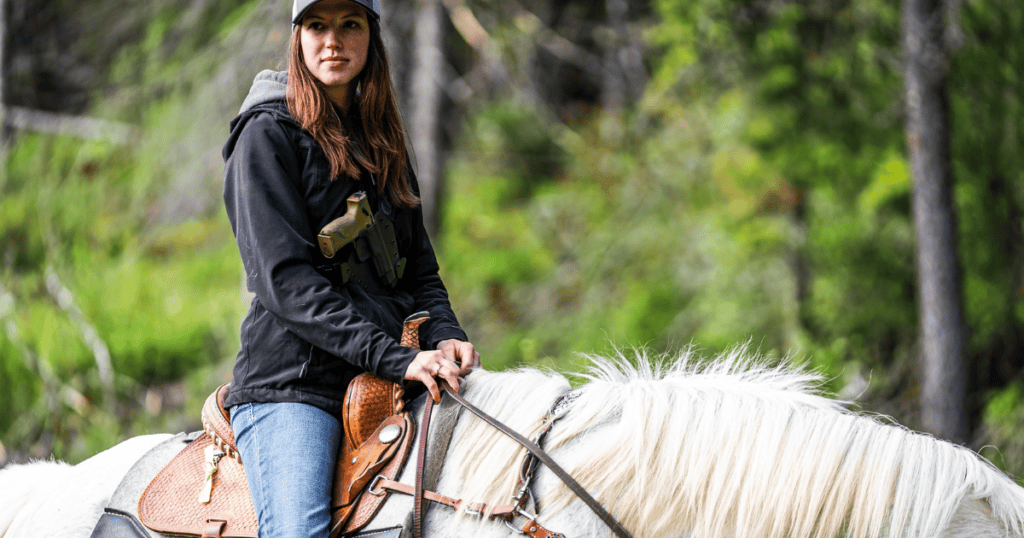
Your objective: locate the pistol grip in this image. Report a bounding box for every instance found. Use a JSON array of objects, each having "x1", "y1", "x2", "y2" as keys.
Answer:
[
  {"x1": 318, "y1": 193, "x2": 373, "y2": 258},
  {"x1": 318, "y1": 216, "x2": 357, "y2": 258}
]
